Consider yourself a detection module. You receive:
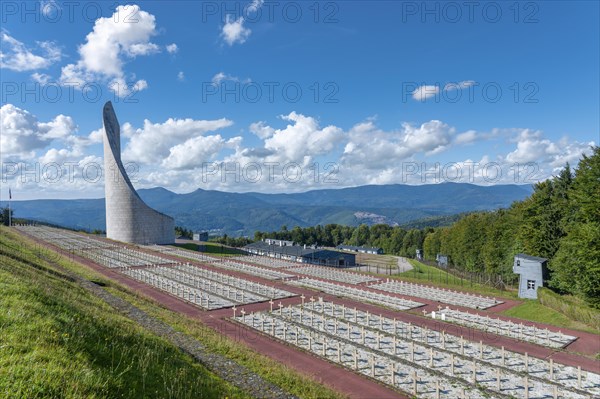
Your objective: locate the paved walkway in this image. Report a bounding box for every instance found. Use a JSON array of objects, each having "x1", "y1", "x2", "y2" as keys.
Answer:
[{"x1": 396, "y1": 257, "x2": 413, "y2": 273}]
